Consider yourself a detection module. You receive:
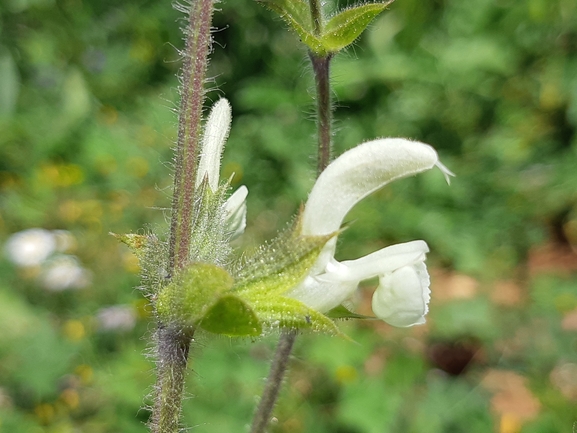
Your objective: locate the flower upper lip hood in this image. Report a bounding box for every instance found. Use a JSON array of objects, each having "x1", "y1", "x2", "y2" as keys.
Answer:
[
  {"x1": 301, "y1": 138, "x2": 453, "y2": 237},
  {"x1": 287, "y1": 138, "x2": 453, "y2": 327}
]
